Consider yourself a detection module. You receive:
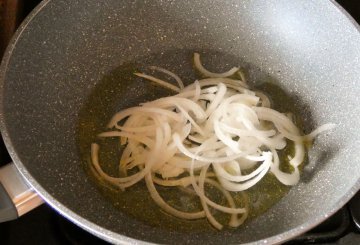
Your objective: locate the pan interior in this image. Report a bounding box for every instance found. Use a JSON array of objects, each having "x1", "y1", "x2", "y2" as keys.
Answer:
[{"x1": 1, "y1": 0, "x2": 360, "y2": 244}]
